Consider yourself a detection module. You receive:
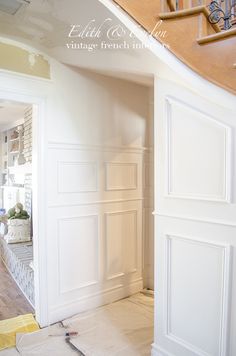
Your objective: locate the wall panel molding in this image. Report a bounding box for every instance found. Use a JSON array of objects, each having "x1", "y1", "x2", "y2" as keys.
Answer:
[
  {"x1": 57, "y1": 214, "x2": 99, "y2": 295},
  {"x1": 47, "y1": 137, "x2": 145, "y2": 321},
  {"x1": 48, "y1": 143, "x2": 143, "y2": 207},
  {"x1": 48, "y1": 198, "x2": 144, "y2": 209},
  {"x1": 105, "y1": 162, "x2": 138, "y2": 191},
  {"x1": 57, "y1": 161, "x2": 98, "y2": 193},
  {"x1": 153, "y1": 212, "x2": 236, "y2": 228},
  {"x1": 165, "y1": 97, "x2": 232, "y2": 203},
  {"x1": 48, "y1": 141, "x2": 148, "y2": 154},
  {"x1": 105, "y1": 210, "x2": 138, "y2": 280},
  {"x1": 165, "y1": 234, "x2": 232, "y2": 356}
]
